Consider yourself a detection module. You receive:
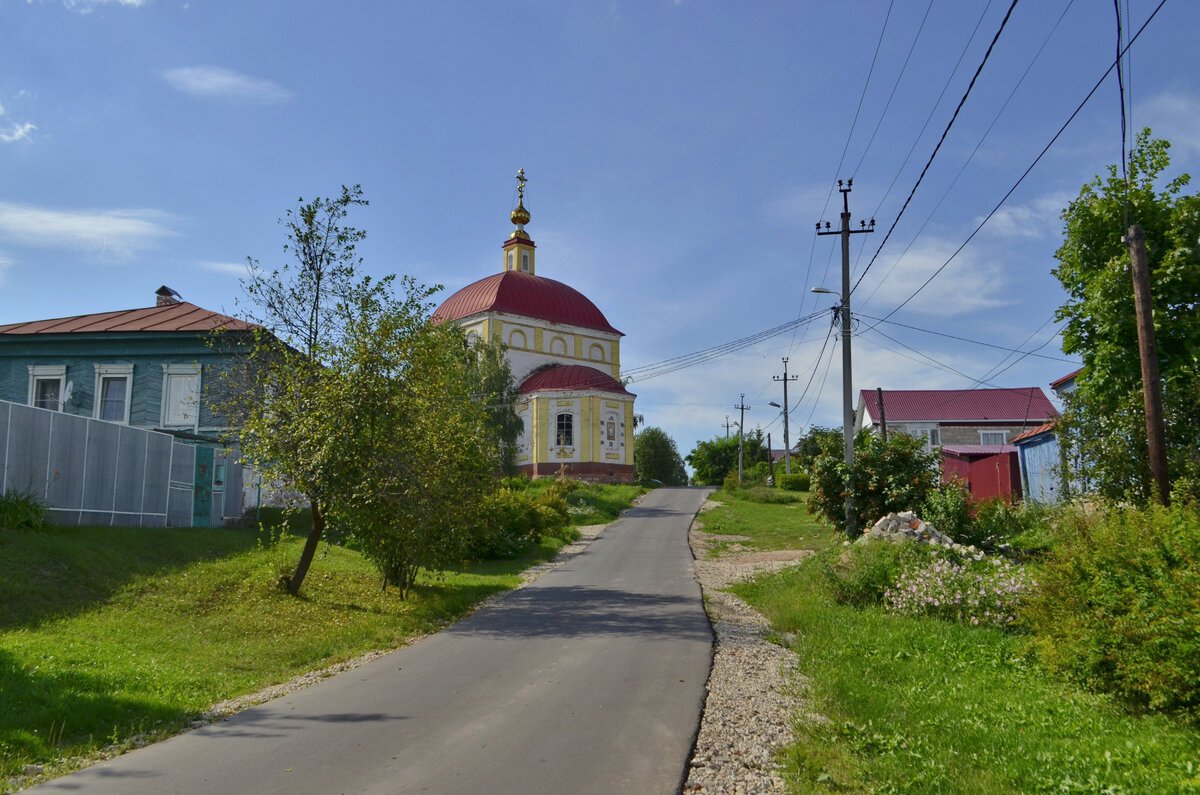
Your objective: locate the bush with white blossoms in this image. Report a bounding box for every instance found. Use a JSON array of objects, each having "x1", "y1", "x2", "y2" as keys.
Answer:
[{"x1": 883, "y1": 554, "x2": 1035, "y2": 627}]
